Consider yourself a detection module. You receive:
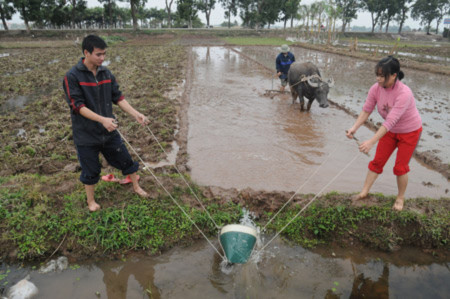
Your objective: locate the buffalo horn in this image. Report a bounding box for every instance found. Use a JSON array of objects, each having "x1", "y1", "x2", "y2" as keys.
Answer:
[{"x1": 307, "y1": 77, "x2": 320, "y2": 88}]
